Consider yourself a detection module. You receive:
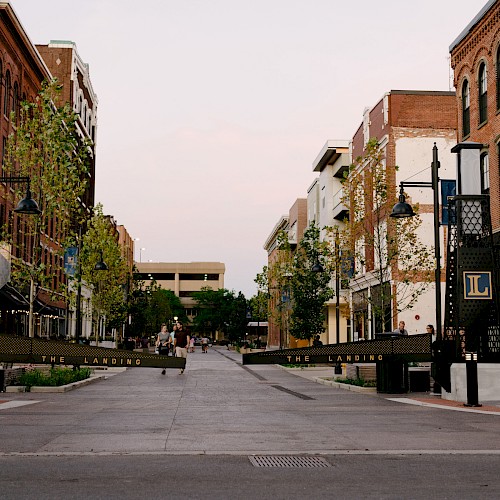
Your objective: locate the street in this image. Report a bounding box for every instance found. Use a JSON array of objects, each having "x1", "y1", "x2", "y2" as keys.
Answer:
[{"x1": 1, "y1": 347, "x2": 500, "y2": 499}]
